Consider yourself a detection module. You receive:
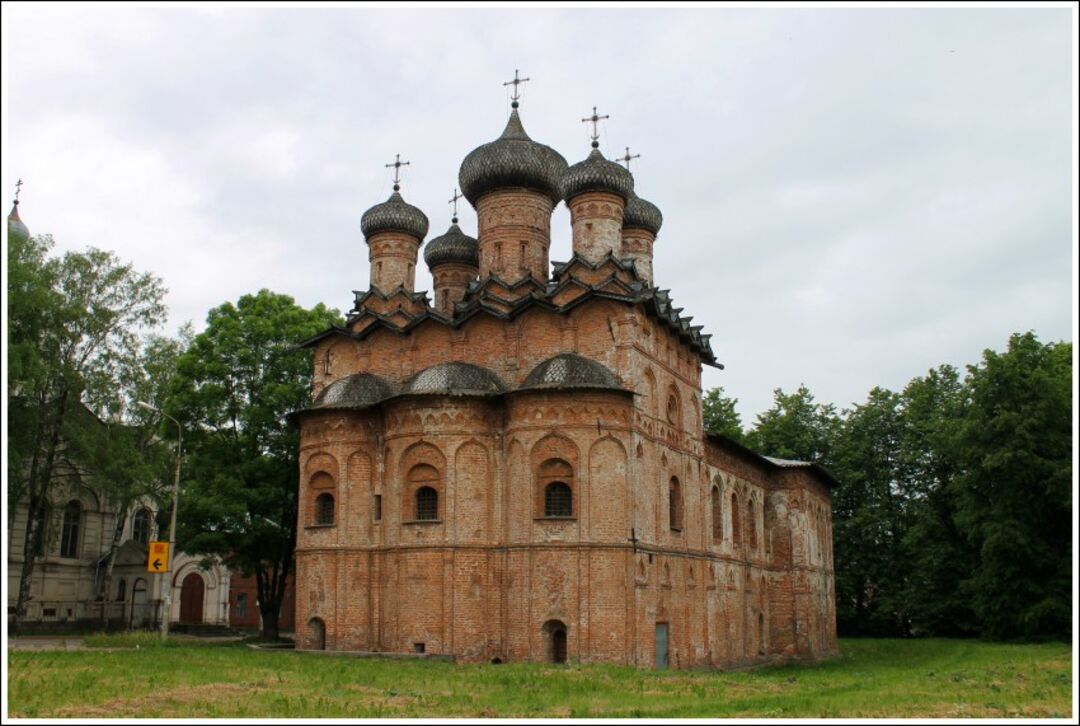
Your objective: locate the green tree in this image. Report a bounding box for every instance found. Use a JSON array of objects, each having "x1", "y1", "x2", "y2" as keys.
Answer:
[
  {"x1": 745, "y1": 384, "x2": 840, "y2": 464},
  {"x1": 702, "y1": 387, "x2": 745, "y2": 442},
  {"x1": 7, "y1": 236, "x2": 168, "y2": 629},
  {"x1": 897, "y1": 365, "x2": 976, "y2": 637},
  {"x1": 168, "y1": 290, "x2": 340, "y2": 639},
  {"x1": 952, "y1": 333, "x2": 1072, "y2": 640},
  {"x1": 830, "y1": 387, "x2": 912, "y2": 636}
]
